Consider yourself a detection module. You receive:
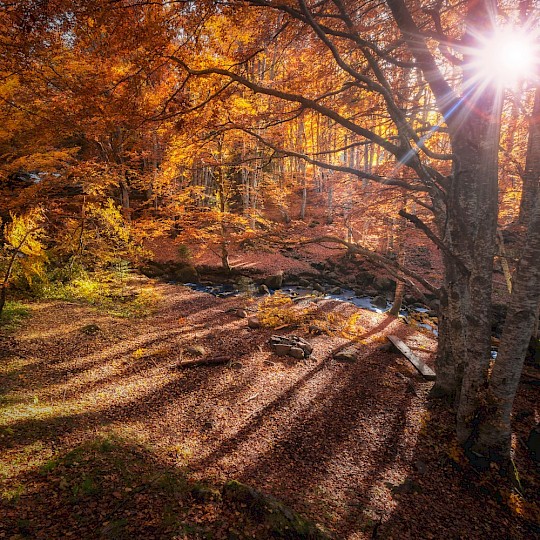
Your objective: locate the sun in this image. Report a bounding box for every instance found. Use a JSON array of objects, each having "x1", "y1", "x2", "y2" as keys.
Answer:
[{"x1": 471, "y1": 28, "x2": 538, "y2": 87}]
